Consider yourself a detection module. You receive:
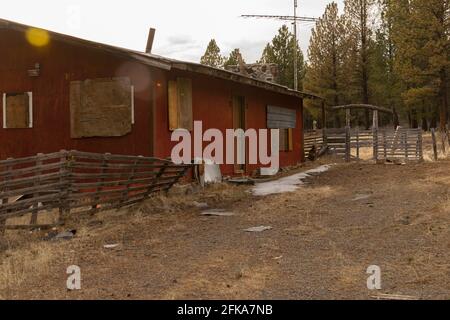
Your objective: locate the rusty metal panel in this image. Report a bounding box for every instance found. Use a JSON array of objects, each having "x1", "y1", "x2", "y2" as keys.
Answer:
[
  {"x1": 267, "y1": 105, "x2": 296, "y2": 129},
  {"x1": 70, "y1": 77, "x2": 132, "y2": 138}
]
